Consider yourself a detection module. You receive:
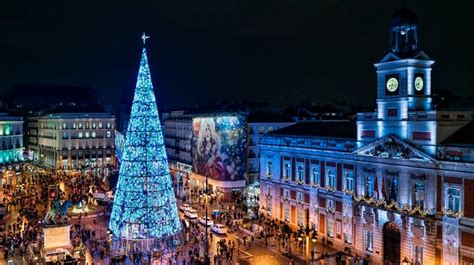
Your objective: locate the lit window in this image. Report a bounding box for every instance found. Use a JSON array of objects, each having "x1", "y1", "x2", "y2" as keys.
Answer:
[
  {"x1": 366, "y1": 175, "x2": 375, "y2": 197},
  {"x1": 106, "y1": 131, "x2": 111, "y2": 138},
  {"x1": 345, "y1": 171, "x2": 354, "y2": 191},
  {"x1": 284, "y1": 205, "x2": 290, "y2": 222},
  {"x1": 266, "y1": 185, "x2": 271, "y2": 195},
  {"x1": 62, "y1": 123, "x2": 67, "y2": 129},
  {"x1": 297, "y1": 192, "x2": 303, "y2": 202},
  {"x1": 92, "y1": 132, "x2": 96, "y2": 138},
  {"x1": 326, "y1": 199, "x2": 334, "y2": 212},
  {"x1": 297, "y1": 209, "x2": 304, "y2": 226},
  {"x1": 365, "y1": 230, "x2": 373, "y2": 252},
  {"x1": 284, "y1": 162, "x2": 291, "y2": 179},
  {"x1": 327, "y1": 169, "x2": 336, "y2": 187},
  {"x1": 92, "y1": 123, "x2": 96, "y2": 129},
  {"x1": 98, "y1": 122, "x2": 103, "y2": 129},
  {"x1": 62, "y1": 132, "x2": 68, "y2": 139},
  {"x1": 266, "y1": 194, "x2": 272, "y2": 216},
  {"x1": 388, "y1": 178, "x2": 399, "y2": 202},
  {"x1": 73, "y1": 123, "x2": 76, "y2": 129},
  {"x1": 327, "y1": 218, "x2": 335, "y2": 238},
  {"x1": 297, "y1": 164, "x2": 304, "y2": 182},
  {"x1": 446, "y1": 187, "x2": 461, "y2": 212},
  {"x1": 312, "y1": 166, "x2": 320, "y2": 184},
  {"x1": 412, "y1": 245, "x2": 423, "y2": 265},
  {"x1": 79, "y1": 132, "x2": 83, "y2": 138},
  {"x1": 79, "y1": 123, "x2": 83, "y2": 129},
  {"x1": 266, "y1": 160, "x2": 273, "y2": 176},
  {"x1": 344, "y1": 224, "x2": 352, "y2": 244},
  {"x1": 413, "y1": 182, "x2": 425, "y2": 209},
  {"x1": 85, "y1": 132, "x2": 90, "y2": 138},
  {"x1": 107, "y1": 122, "x2": 111, "y2": 129}
]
